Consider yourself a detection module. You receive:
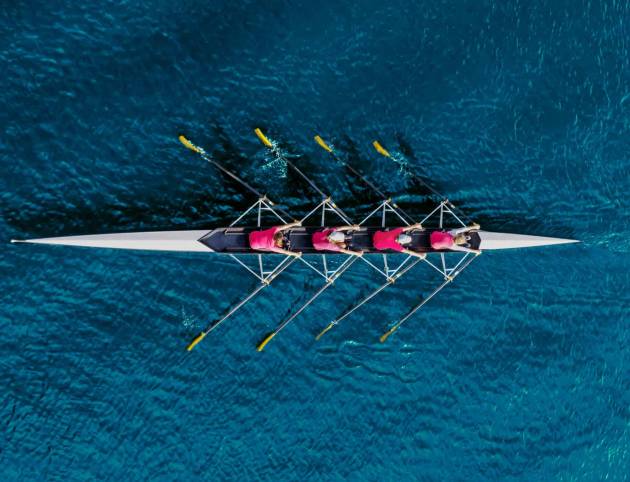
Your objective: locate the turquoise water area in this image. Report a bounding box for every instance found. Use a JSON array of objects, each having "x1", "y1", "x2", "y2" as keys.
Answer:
[{"x1": 1, "y1": 1, "x2": 629, "y2": 480}]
